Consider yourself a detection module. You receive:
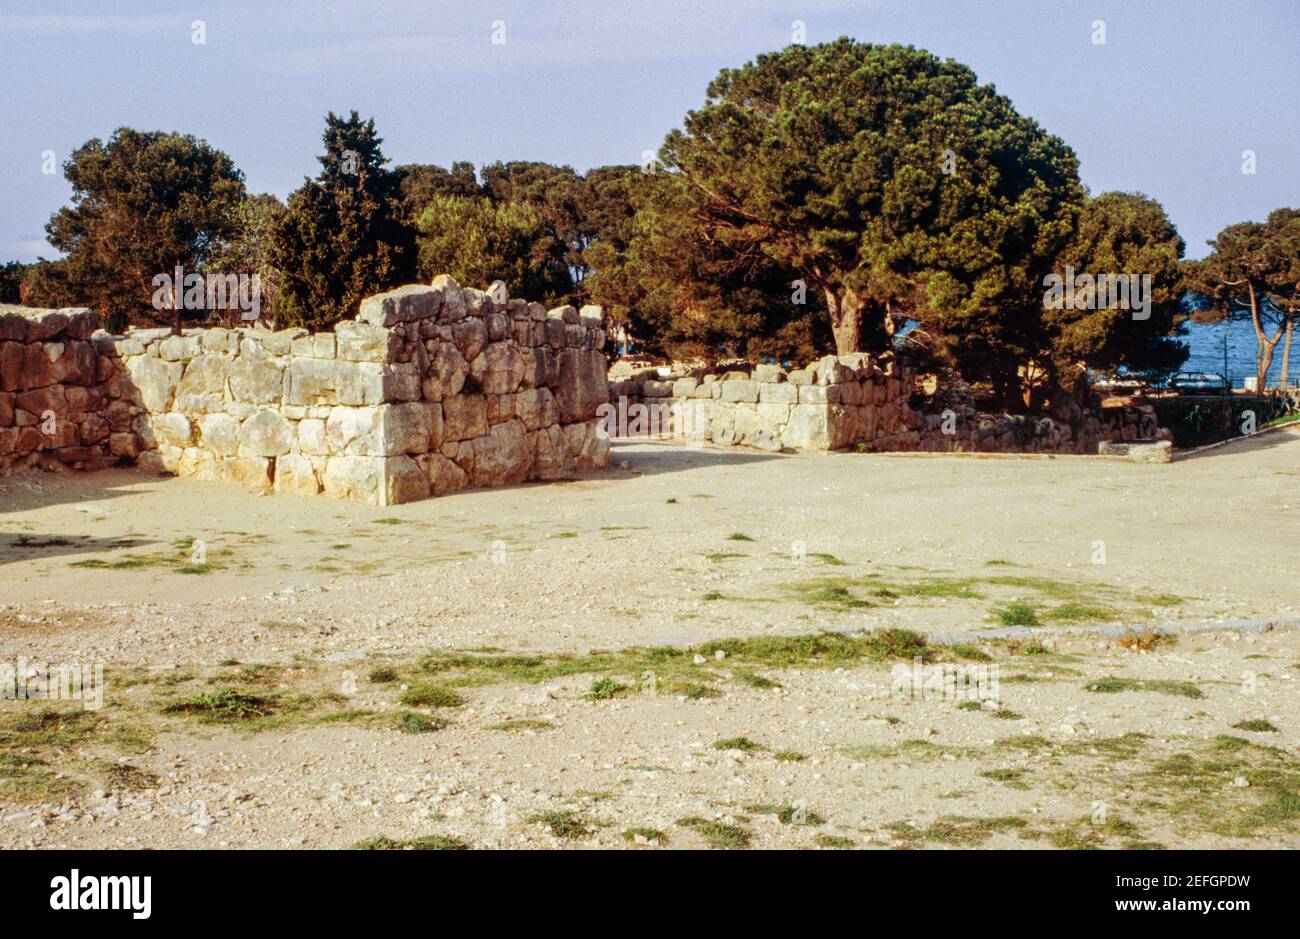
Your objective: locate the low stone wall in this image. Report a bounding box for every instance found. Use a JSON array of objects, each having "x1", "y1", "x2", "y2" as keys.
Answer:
[
  {"x1": 608, "y1": 354, "x2": 1168, "y2": 456},
  {"x1": 608, "y1": 354, "x2": 922, "y2": 452},
  {"x1": 0, "y1": 277, "x2": 612, "y2": 505},
  {"x1": 0, "y1": 305, "x2": 134, "y2": 472}
]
